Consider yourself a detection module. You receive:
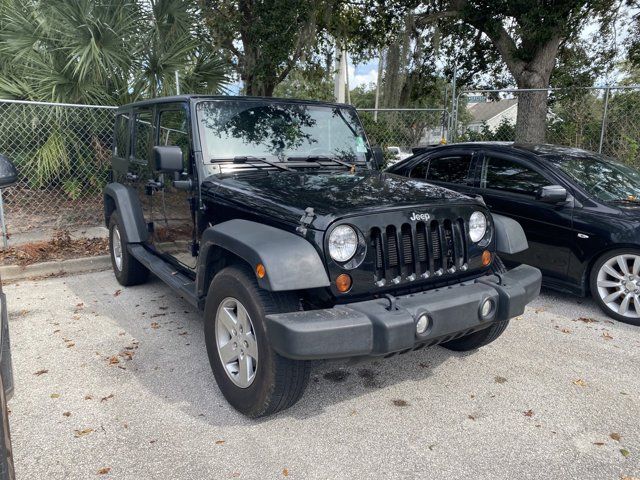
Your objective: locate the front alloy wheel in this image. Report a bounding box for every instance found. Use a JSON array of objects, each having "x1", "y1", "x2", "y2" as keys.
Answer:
[
  {"x1": 215, "y1": 297, "x2": 259, "y2": 388},
  {"x1": 591, "y1": 249, "x2": 640, "y2": 325}
]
